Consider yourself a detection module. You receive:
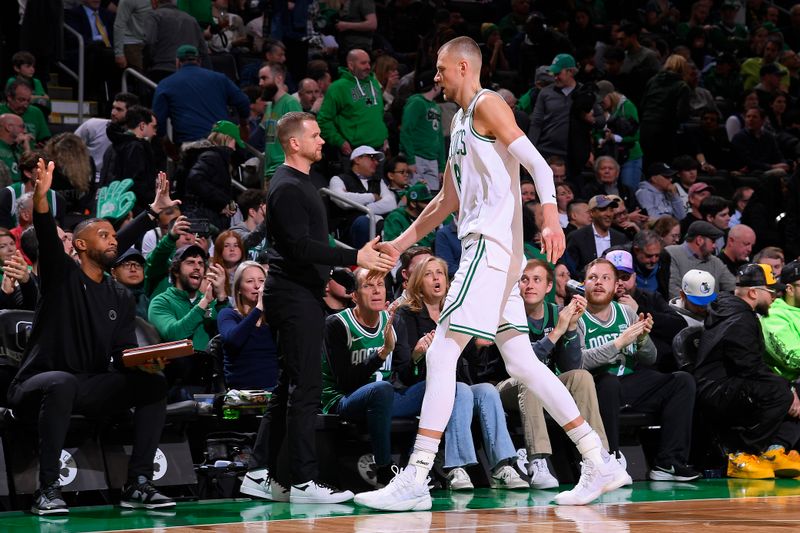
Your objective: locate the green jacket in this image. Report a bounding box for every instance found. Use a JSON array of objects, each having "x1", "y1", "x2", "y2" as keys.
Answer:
[
  {"x1": 382, "y1": 206, "x2": 436, "y2": 248},
  {"x1": 317, "y1": 67, "x2": 387, "y2": 149},
  {"x1": 0, "y1": 140, "x2": 23, "y2": 183},
  {"x1": 148, "y1": 285, "x2": 227, "y2": 351},
  {"x1": 263, "y1": 93, "x2": 302, "y2": 178},
  {"x1": 144, "y1": 232, "x2": 178, "y2": 298},
  {"x1": 761, "y1": 298, "x2": 800, "y2": 381},
  {"x1": 605, "y1": 96, "x2": 642, "y2": 162},
  {"x1": 399, "y1": 94, "x2": 445, "y2": 171}
]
